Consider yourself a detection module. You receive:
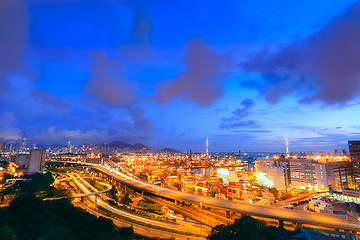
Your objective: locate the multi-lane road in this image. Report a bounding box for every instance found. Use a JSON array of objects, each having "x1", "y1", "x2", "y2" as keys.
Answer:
[{"x1": 55, "y1": 161, "x2": 360, "y2": 232}]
